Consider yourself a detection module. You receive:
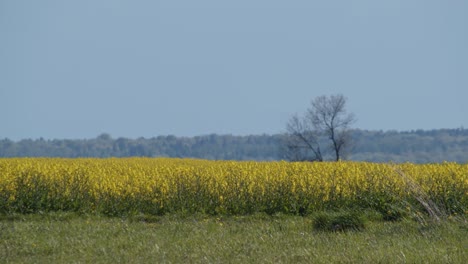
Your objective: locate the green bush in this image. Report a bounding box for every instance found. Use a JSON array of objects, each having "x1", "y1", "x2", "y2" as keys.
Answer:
[{"x1": 313, "y1": 211, "x2": 366, "y2": 232}]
